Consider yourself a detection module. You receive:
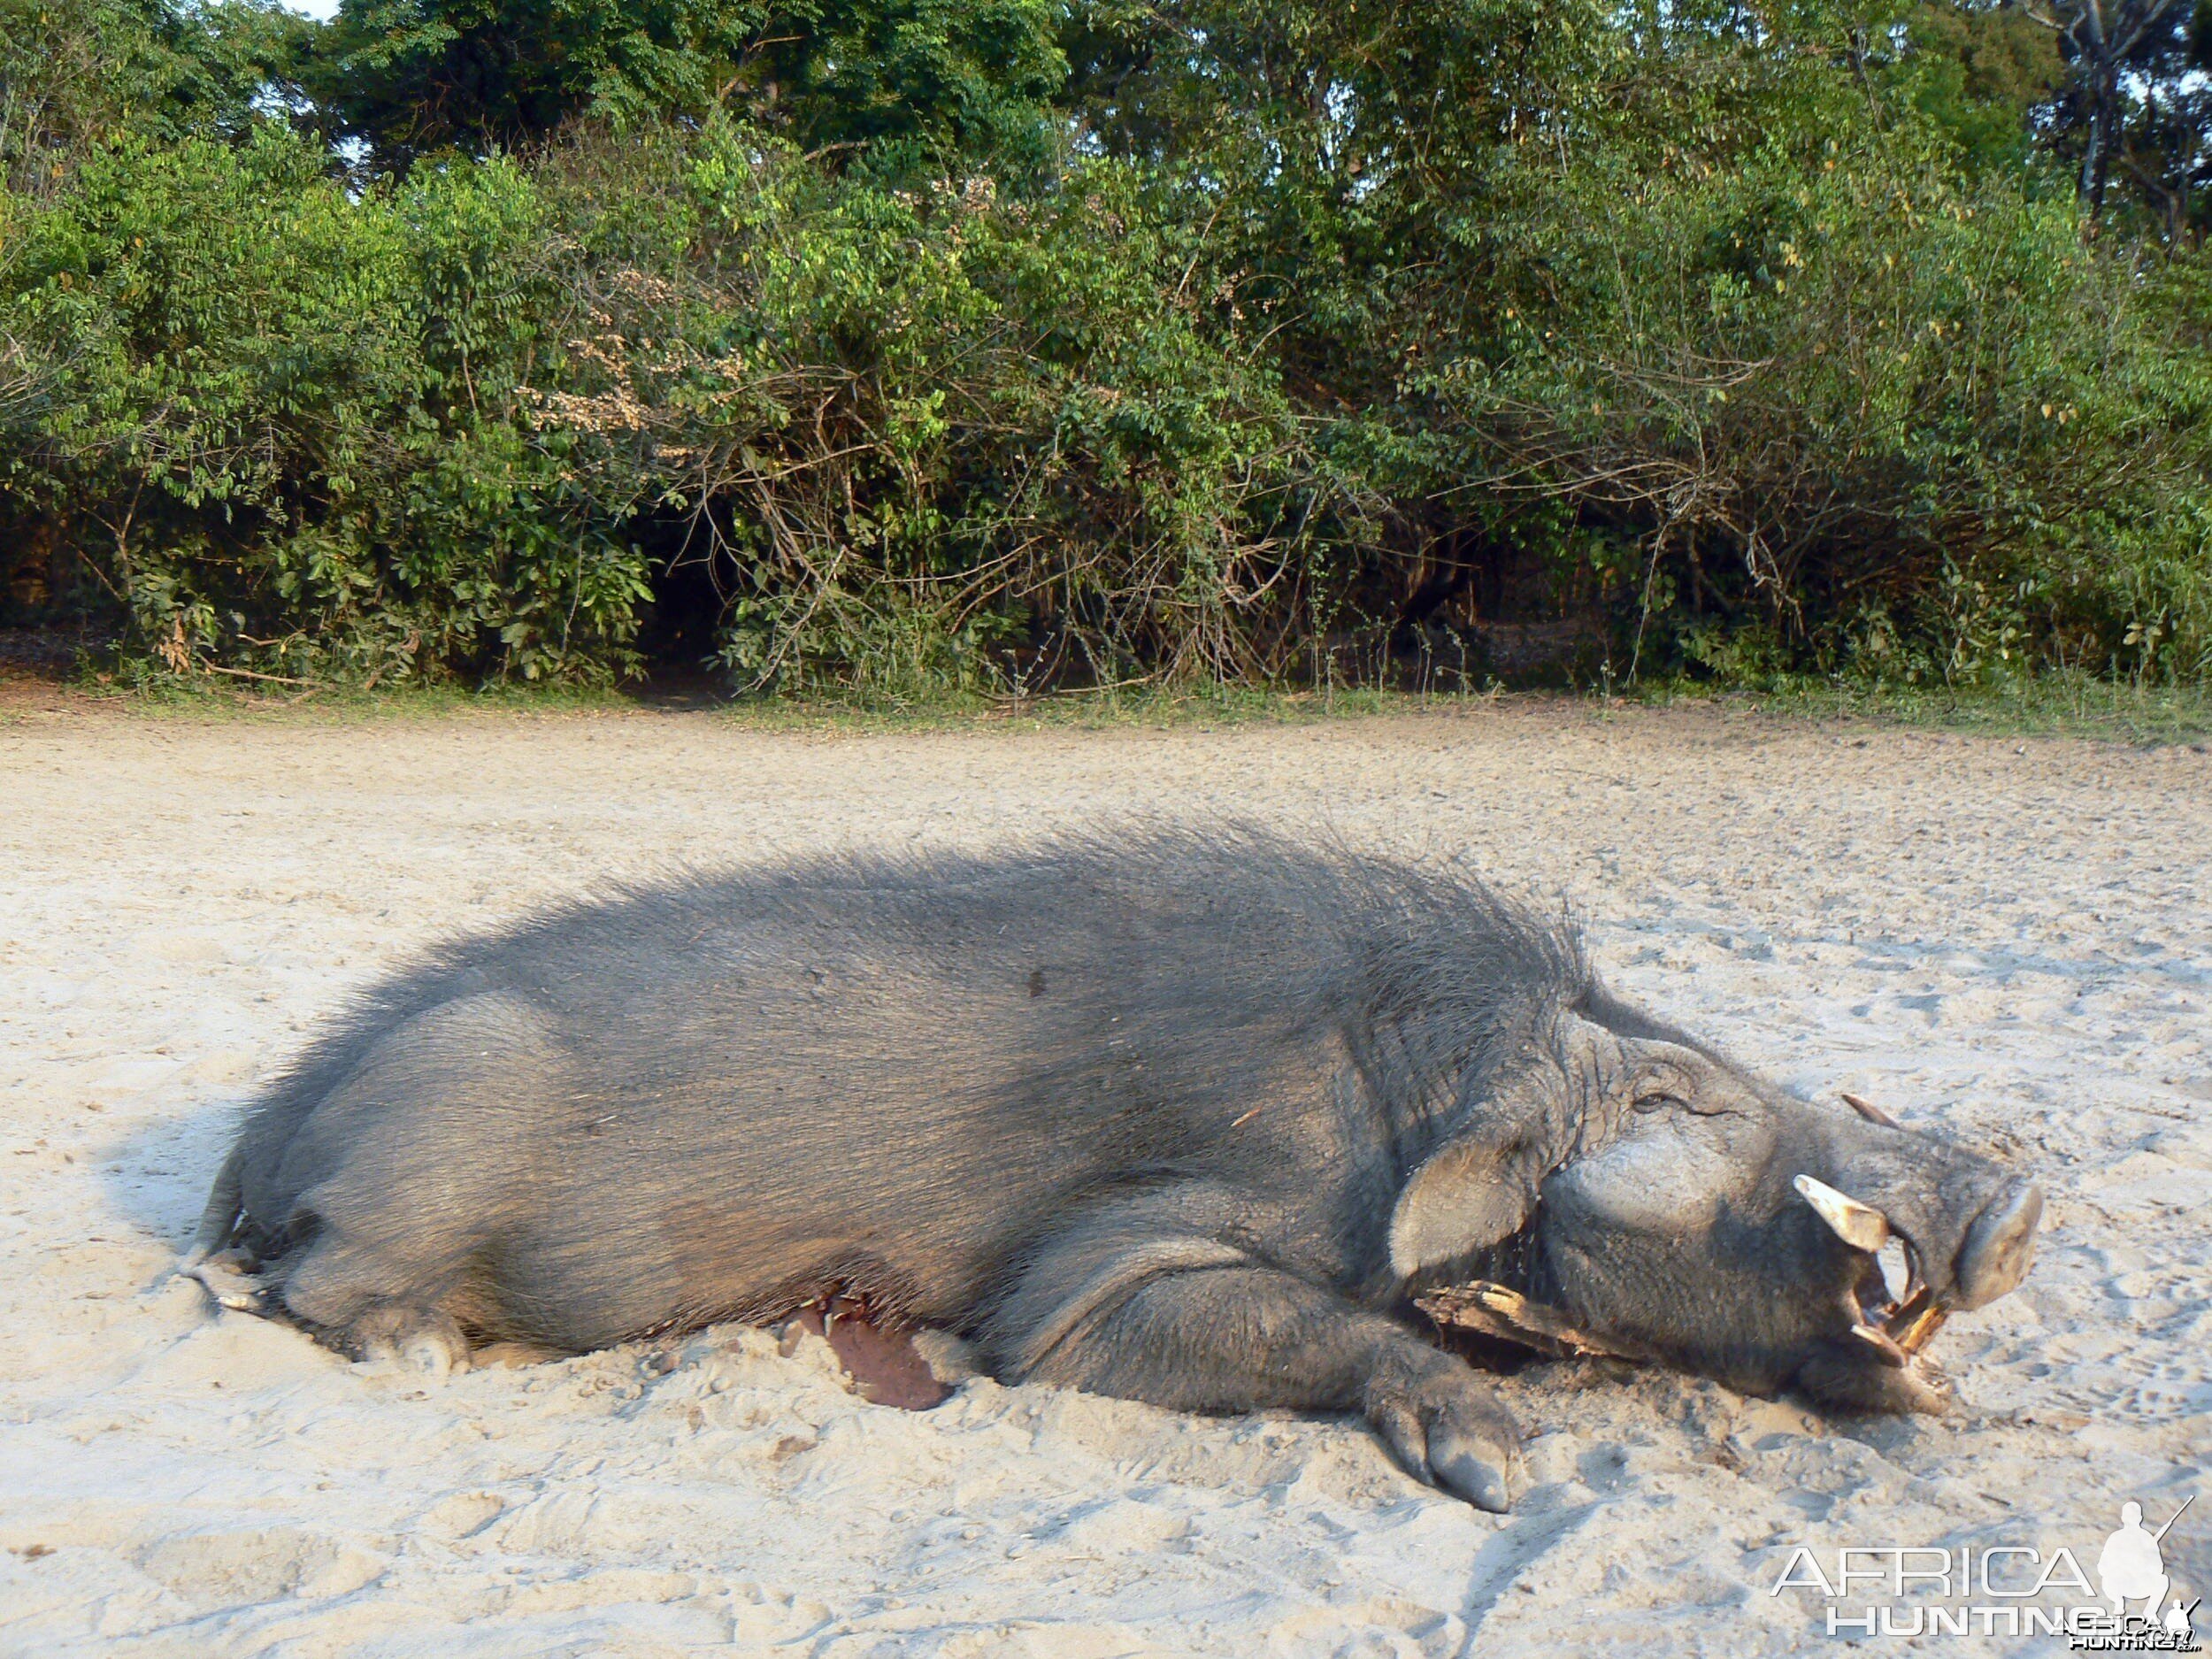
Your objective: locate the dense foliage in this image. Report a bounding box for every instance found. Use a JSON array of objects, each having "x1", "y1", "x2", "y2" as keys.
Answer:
[{"x1": 3, "y1": 0, "x2": 2209, "y2": 690}]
